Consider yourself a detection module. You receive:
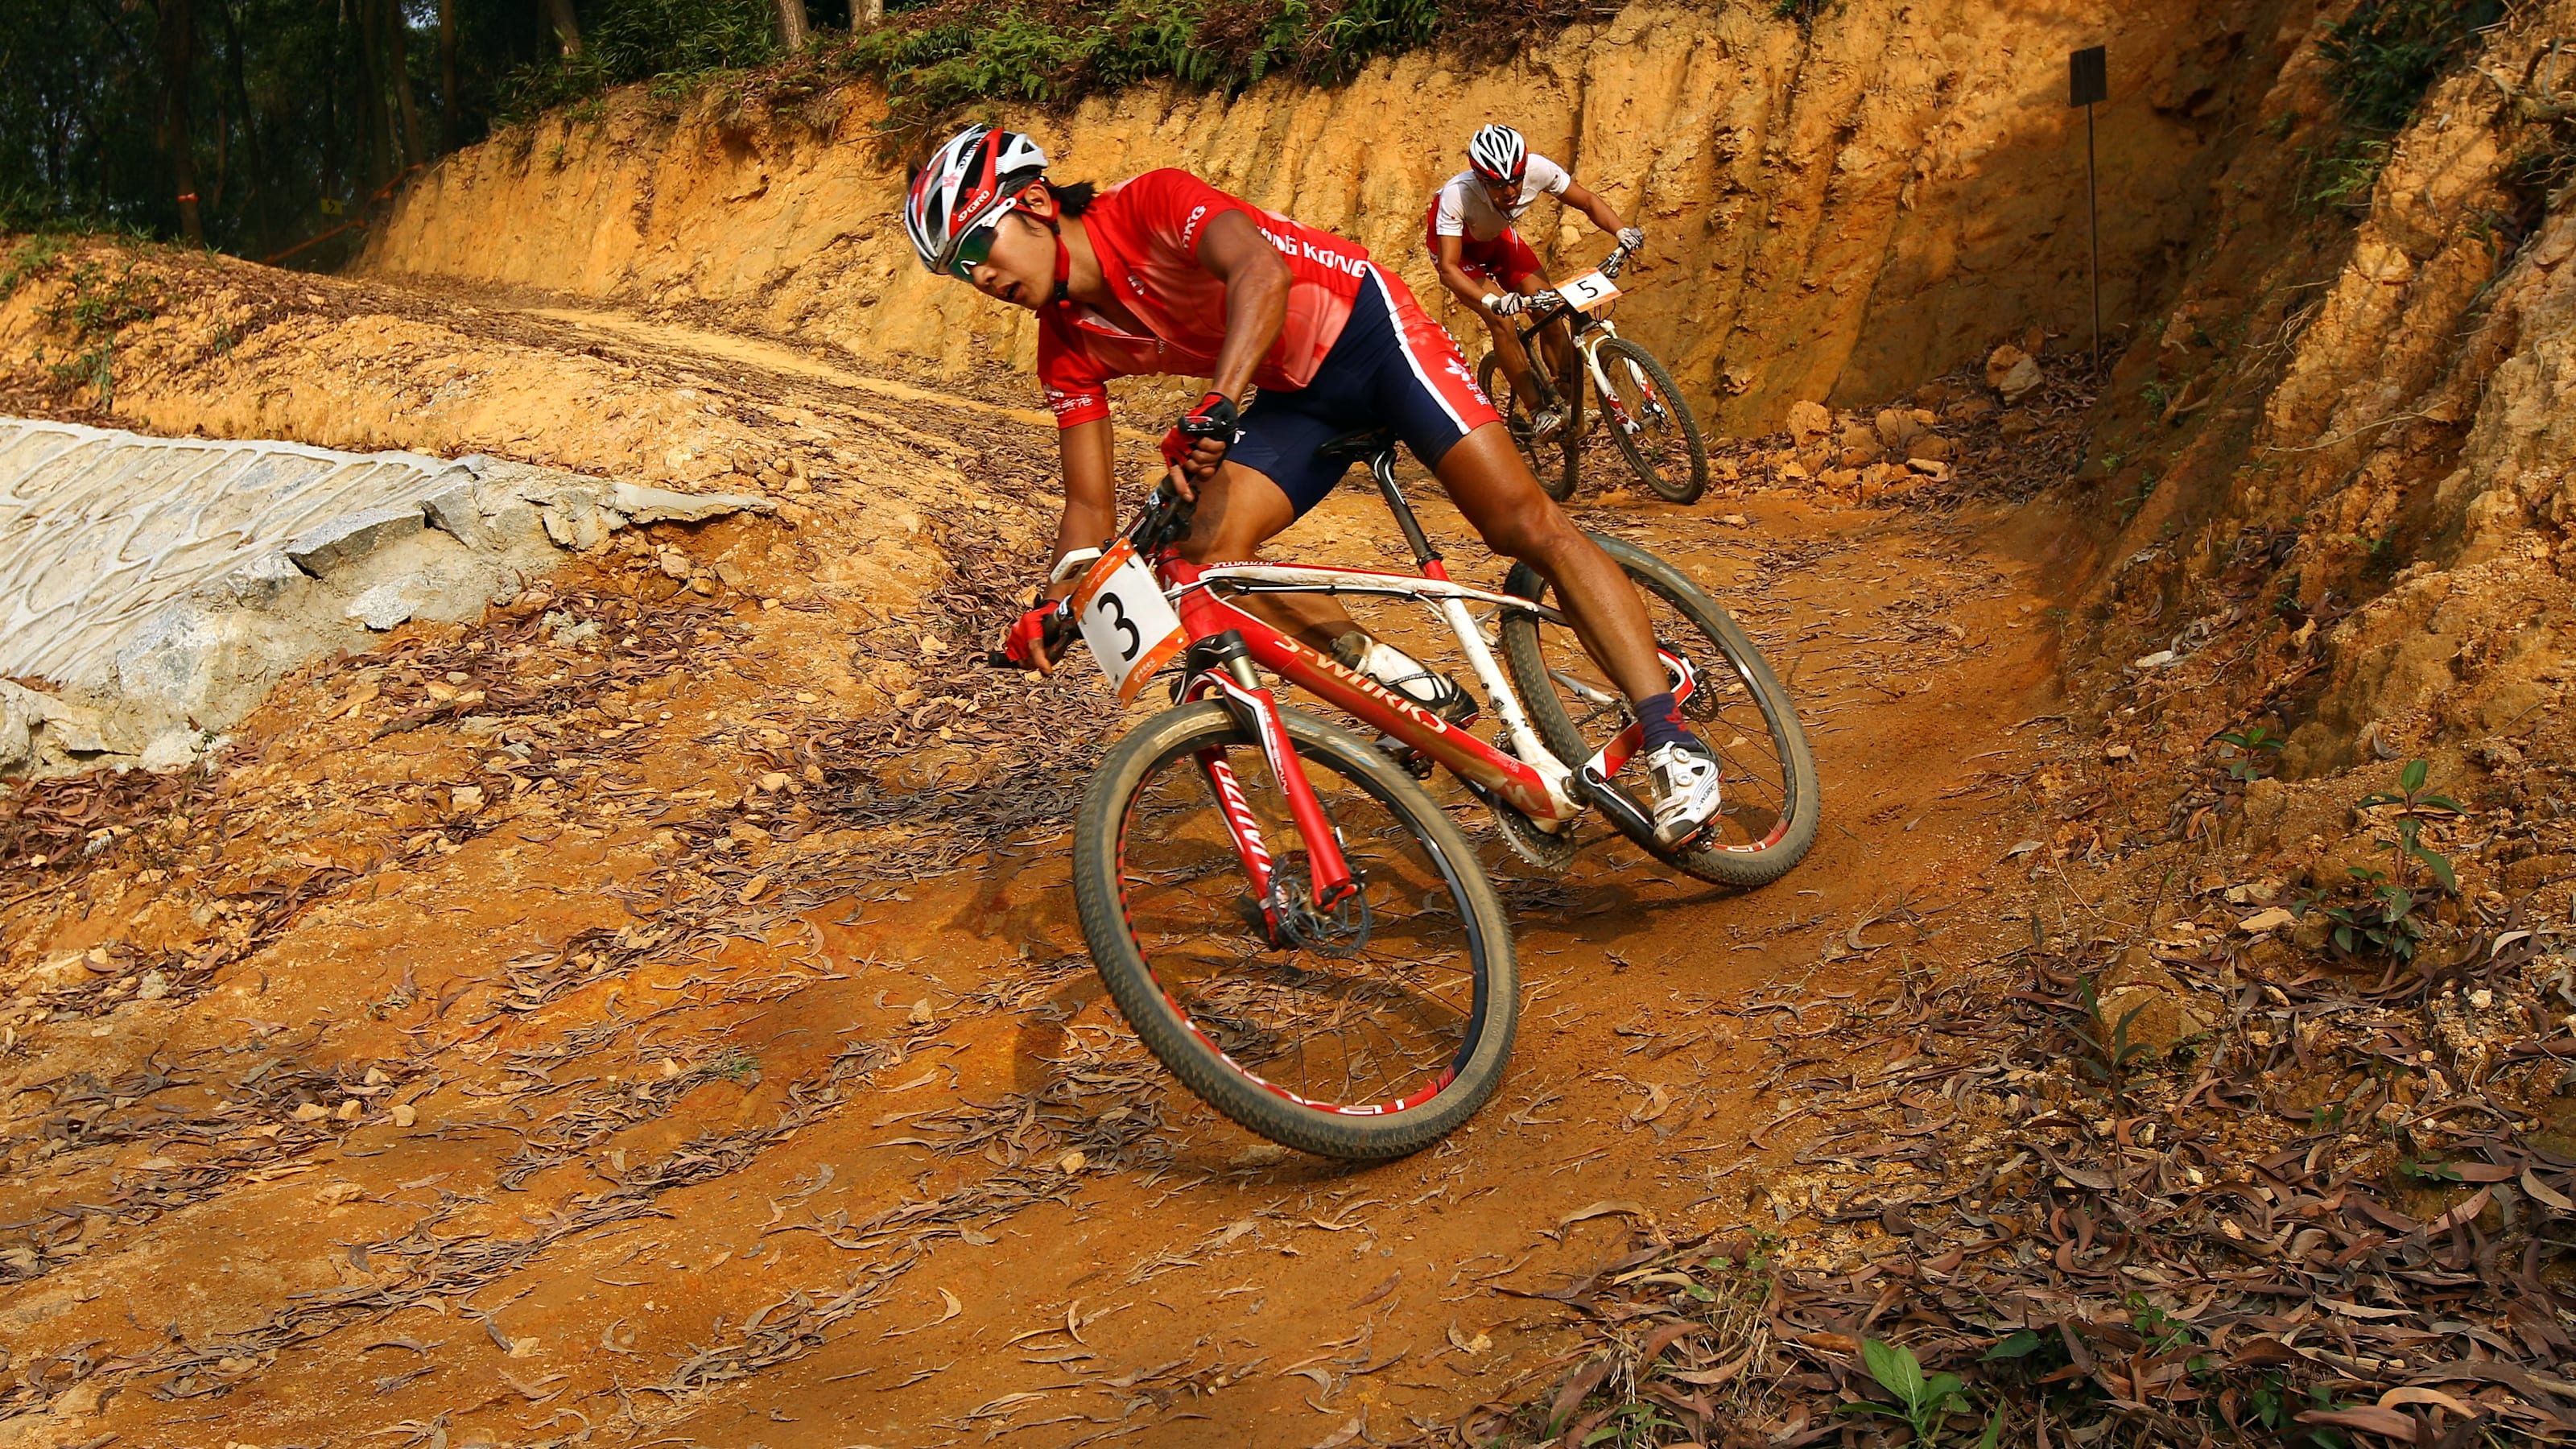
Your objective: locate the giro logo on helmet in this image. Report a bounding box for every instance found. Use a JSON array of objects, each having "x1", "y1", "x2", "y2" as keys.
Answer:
[{"x1": 905, "y1": 123, "x2": 1051, "y2": 276}]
